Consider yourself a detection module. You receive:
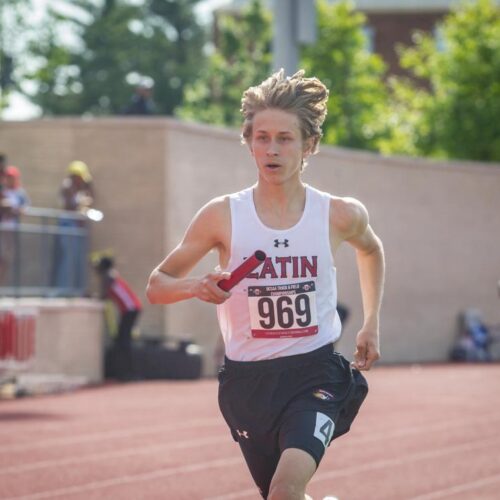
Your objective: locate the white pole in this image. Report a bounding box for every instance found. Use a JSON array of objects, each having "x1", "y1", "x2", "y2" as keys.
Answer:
[
  {"x1": 272, "y1": 0, "x2": 317, "y2": 76},
  {"x1": 272, "y1": 0, "x2": 298, "y2": 76}
]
